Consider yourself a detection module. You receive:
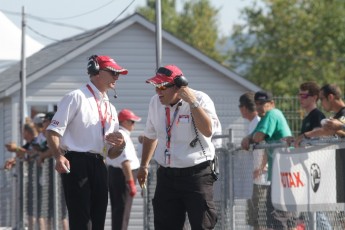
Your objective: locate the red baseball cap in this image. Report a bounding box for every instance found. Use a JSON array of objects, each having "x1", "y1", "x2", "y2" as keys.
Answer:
[
  {"x1": 146, "y1": 65, "x2": 183, "y2": 87},
  {"x1": 97, "y1": 56, "x2": 128, "y2": 75},
  {"x1": 118, "y1": 109, "x2": 141, "y2": 122}
]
